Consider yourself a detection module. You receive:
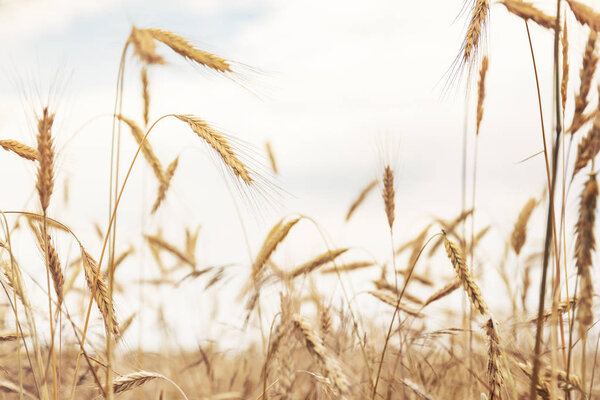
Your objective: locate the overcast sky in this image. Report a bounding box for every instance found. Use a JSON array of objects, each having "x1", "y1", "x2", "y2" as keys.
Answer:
[{"x1": 0, "y1": 0, "x2": 596, "y2": 350}]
